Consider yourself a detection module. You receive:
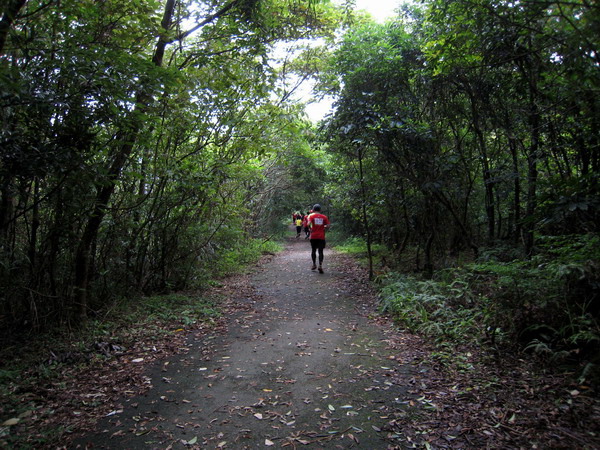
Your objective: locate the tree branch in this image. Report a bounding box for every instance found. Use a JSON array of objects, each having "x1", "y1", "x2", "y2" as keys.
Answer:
[
  {"x1": 0, "y1": 0, "x2": 27, "y2": 55},
  {"x1": 171, "y1": 0, "x2": 242, "y2": 43}
]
